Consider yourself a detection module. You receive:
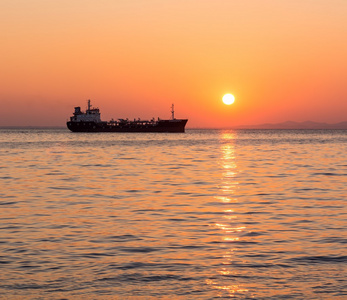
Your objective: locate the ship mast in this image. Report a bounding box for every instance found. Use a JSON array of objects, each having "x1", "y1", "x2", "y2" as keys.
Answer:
[
  {"x1": 171, "y1": 104, "x2": 175, "y2": 120},
  {"x1": 87, "y1": 99, "x2": 91, "y2": 111}
]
